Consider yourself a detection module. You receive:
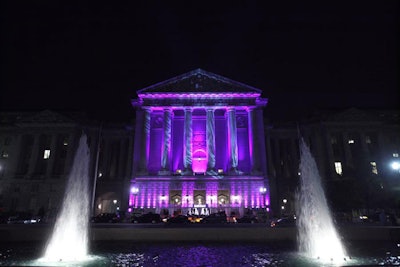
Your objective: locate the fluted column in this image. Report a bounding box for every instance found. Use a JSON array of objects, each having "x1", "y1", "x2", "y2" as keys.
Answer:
[
  {"x1": 138, "y1": 108, "x2": 151, "y2": 175},
  {"x1": 206, "y1": 108, "x2": 216, "y2": 175},
  {"x1": 160, "y1": 109, "x2": 172, "y2": 175},
  {"x1": 183, "y1": 108, "x2": 192, "y2": 175},
  {"x1": 227, "y1": 108, "x2": 239, "y2": 174},
  {"x1": 248, "y1": 107, "x2": 261, "y2": 174}
]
